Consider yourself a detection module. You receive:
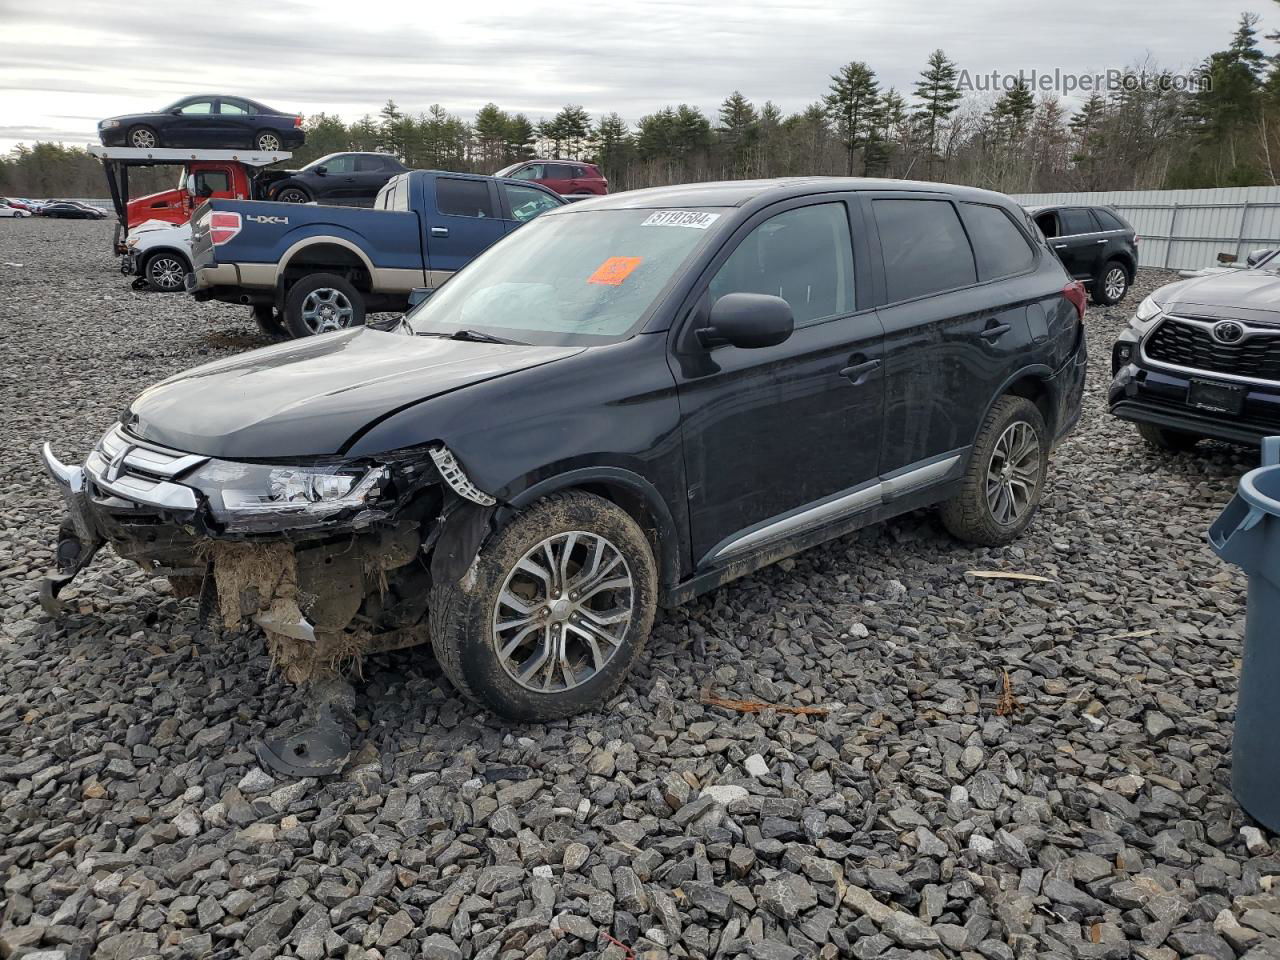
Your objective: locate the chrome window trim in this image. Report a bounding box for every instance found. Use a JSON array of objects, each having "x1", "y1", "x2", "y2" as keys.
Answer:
[{"x1": 1140, "y1": 315, "x2": 1280, "y2": 387}]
